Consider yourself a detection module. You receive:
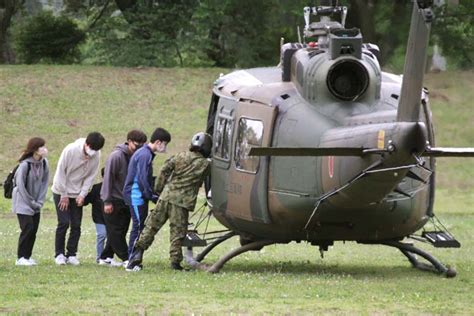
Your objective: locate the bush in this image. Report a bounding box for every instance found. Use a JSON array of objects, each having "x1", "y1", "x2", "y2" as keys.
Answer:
[{"x1": 14, "y1": 11, "x2": 86, "y2": 64}]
